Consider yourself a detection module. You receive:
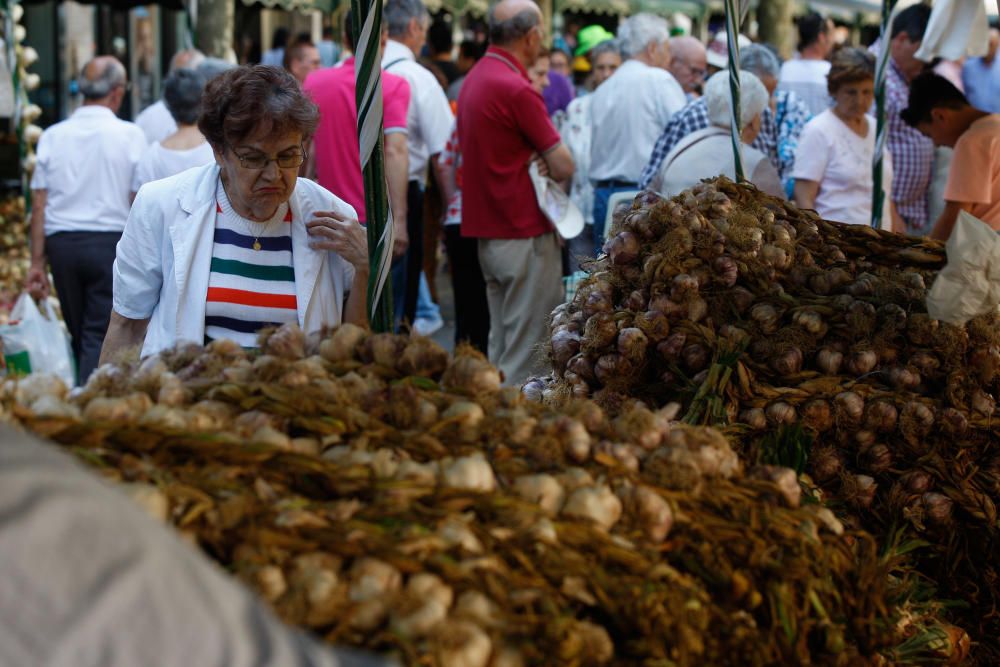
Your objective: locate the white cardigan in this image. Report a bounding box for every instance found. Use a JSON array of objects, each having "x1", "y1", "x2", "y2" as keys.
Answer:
[{"x1": 113, "y1": 163, "x2": 358, "y2": 358}]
